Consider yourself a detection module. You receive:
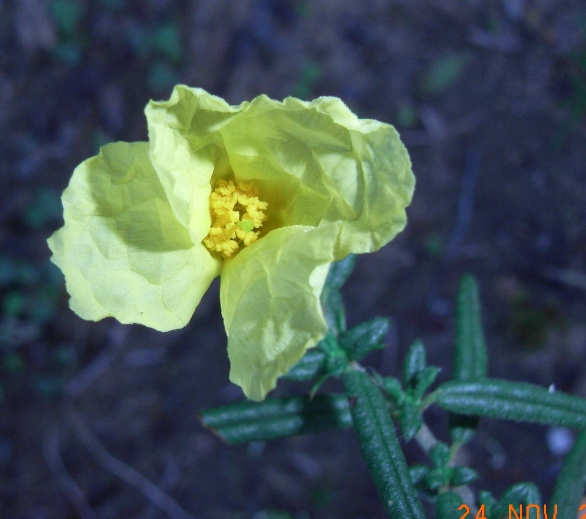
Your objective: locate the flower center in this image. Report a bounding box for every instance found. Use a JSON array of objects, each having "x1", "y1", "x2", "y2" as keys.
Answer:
[{"x1": 203, "y1": 179, "x2": 268, "y2": 259}]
